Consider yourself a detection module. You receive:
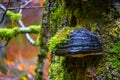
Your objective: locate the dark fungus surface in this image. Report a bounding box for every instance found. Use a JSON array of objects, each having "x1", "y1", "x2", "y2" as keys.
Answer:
[{"x1": 55, "y1": 29, "x2": 103, "y2": 56}]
